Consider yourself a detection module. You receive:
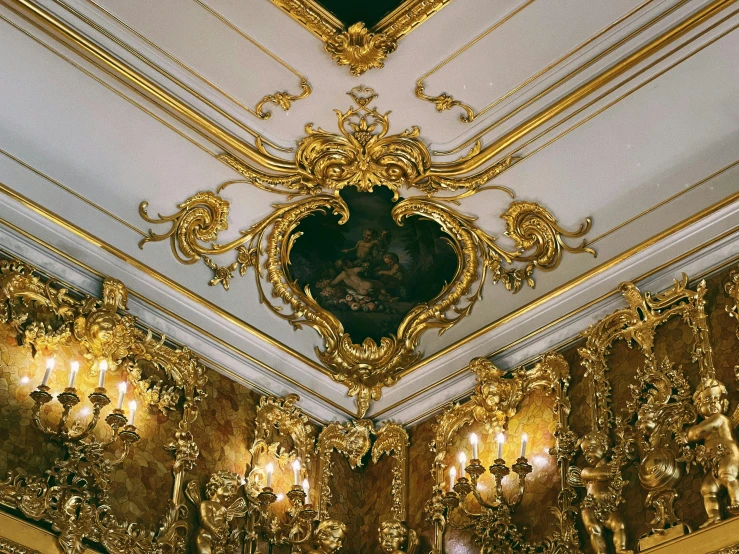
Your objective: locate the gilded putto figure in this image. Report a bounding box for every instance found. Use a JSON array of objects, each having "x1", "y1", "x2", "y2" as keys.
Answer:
[
  {"x1": 185, "y1": 471, "x2": 247, "y2": 554},
  {"x1": 684, "y1": 378, "x2": 739, "y2": 526},
  {"x1": 572, "y1": 432, "x2": 632, "y2": 554},
  {"x1": 378, "y1": 519, "x2": 419, "y2": 554},
  {"x1": 305, "y1": 519, "x2": 348, "y2": 553}
]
